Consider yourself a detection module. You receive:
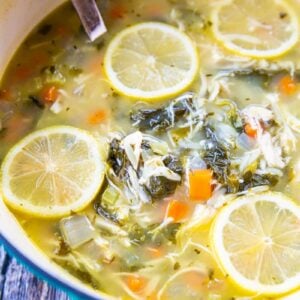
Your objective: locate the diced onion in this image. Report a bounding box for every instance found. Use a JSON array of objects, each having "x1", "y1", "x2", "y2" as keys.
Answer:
[
  {"x1": 60, "y1": 215, "x2": 95, "y2": 249},
  {"x1": 77, "y1": 238, "x2": 108, "y2": 262},
  {"x1": 214, "y1": 123, "x2": 238, "y2": 148},
  {"x1": 50, "y1": 99, "x2": 63, "y2": 114},
  {"x1": 237, "y1": 133, "x2": 256, "y2": 150},
  {"x1": 188, "y1": 153, "x2": 207, "y2": 170}
]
